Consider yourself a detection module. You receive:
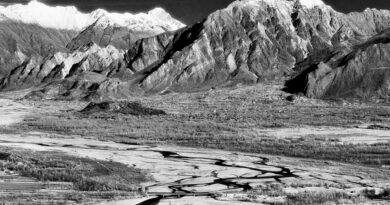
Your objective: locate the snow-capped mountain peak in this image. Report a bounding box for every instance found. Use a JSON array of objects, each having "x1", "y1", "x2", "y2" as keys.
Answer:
[
  {"x1": 0, "y1": 0, "x2": 185, "y2": 31},
  {"x1": 0, "y1": 0, "x2": 89, "y2": 30}
]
